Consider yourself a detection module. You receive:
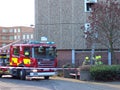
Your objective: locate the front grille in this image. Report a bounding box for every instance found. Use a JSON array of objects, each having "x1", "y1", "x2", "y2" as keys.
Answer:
[{"x1": 37, "y1": 59, "x2": 54, "y2": 67}]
